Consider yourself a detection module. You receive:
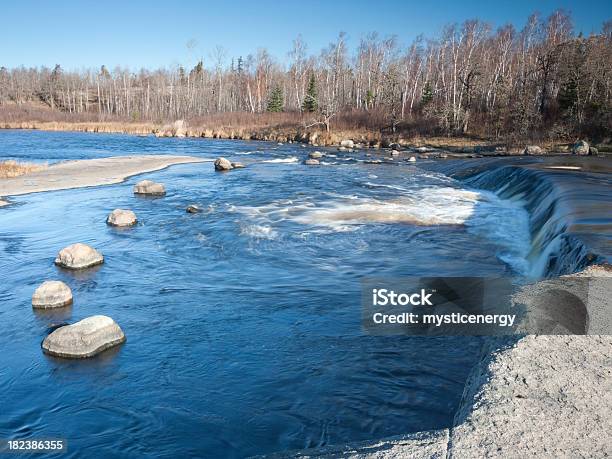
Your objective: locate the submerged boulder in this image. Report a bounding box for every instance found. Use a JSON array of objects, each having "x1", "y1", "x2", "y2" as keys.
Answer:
[
  {"x1": 42, "y1": 315, "x2": 126, "y2": 358},
  {"x1": 304, "y1": 159, "x2": 320, "y2": 165},
  {"x1": 106, "y1": 209, "x2": 137, "y2": 227},
  {"x1": 32, "y1": 281, "x2": 73, "y2": 309},
  {"x1": 55, "y1": 243, "x2": 104, "y2": 269},
  {"x1": 309, "y1": 151, "x2": 323, "y2": 159},
  {"x1": 523, "y1": 145, "x2": 544, "y2": 155},
  {"x1": 231, "y1": 161, "x2": 246, "y2": 169},
  {"x1": 214, "y1": 157, "x2": 233, "y2": 171},
  {"x1": 186, "y1": 204, "x2": 201, "y2": 213},
  {"x1": 133, "y1": 180, "x2": 166, "y2": 196},
  {"x1": 572, "y1": 140, "x2": 590, "y2": 155}
]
